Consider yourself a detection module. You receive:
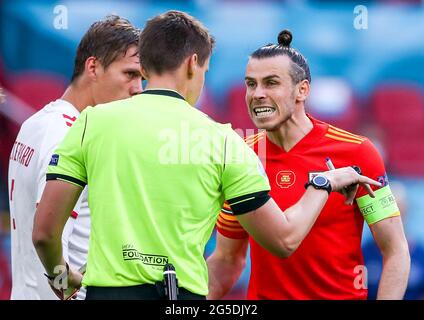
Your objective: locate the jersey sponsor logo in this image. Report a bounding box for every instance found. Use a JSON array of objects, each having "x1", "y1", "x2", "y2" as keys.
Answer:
[
  {"x1": 276, "y1": 170, "x2": 296, "y2": 188},
  {"x1": 122, "y1": 245, "x2": 169, "y2": 267},
  {"x1": 49, "y1": 154, "x2": 60, "y2": 166},
  {"x1": 9, "y1": 140, "x2": 35, "y2": 167}
]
